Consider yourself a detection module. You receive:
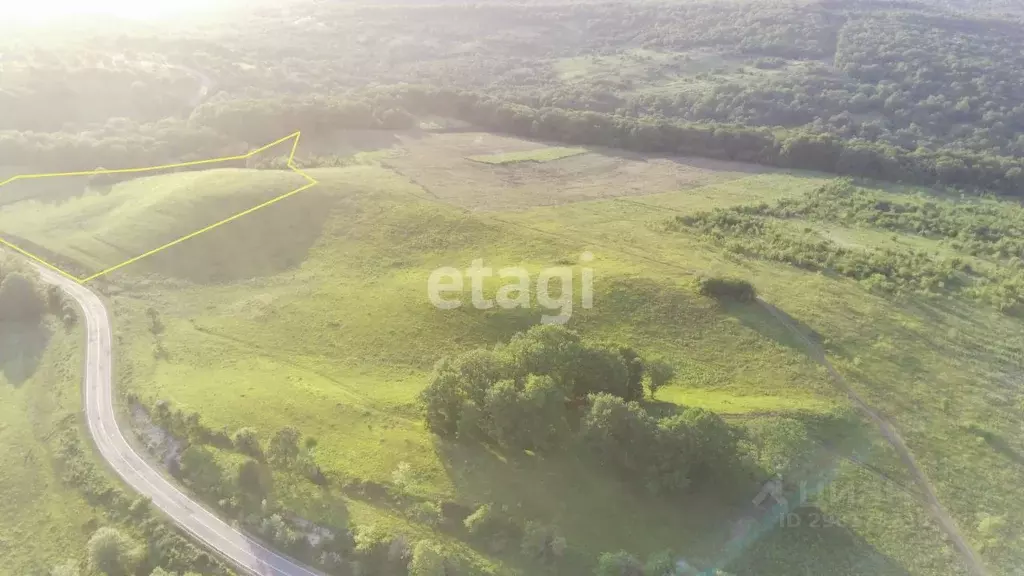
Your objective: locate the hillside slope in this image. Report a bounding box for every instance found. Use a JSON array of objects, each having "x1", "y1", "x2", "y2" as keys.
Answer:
[
  {"x1": 0, "y1": 169, "x2": 319, "y2": 281},
  {"x1": 5, "y1": 143, "x2": 1020, "y2": 575}
]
